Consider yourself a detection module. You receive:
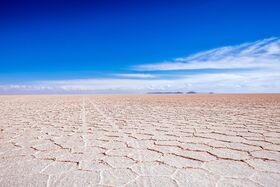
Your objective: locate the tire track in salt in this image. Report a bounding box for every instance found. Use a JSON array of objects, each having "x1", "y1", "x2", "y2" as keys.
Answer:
[
  {"x1": 38, "y1": 97, "x2": 79, "y2": 187},
  {"x1": 87, "y1": 97, "x2": 152, "y2": 186},
  {"x1": 81, "y1": 96, "x2": 88, "y2": 148}
]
